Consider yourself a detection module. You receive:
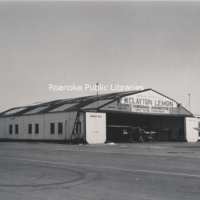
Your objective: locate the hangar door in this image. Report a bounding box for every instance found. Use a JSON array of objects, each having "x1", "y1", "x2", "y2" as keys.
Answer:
[
  {"x1": 106, "y1": 113, "x2": 151, "y2": 142},
  {"x1": 106, "y1": 113, "x2": 185, "y2": 142},
  {"x1": 151, "y1": 116, "x2": 185, "y2": 142}
]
